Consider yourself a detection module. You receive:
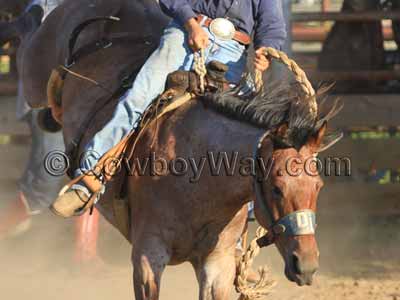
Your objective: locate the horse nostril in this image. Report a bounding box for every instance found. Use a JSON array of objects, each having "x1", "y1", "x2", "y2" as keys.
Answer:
[{"x1": 292, "y1": 254, "x2": 301, "y2": 275}]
